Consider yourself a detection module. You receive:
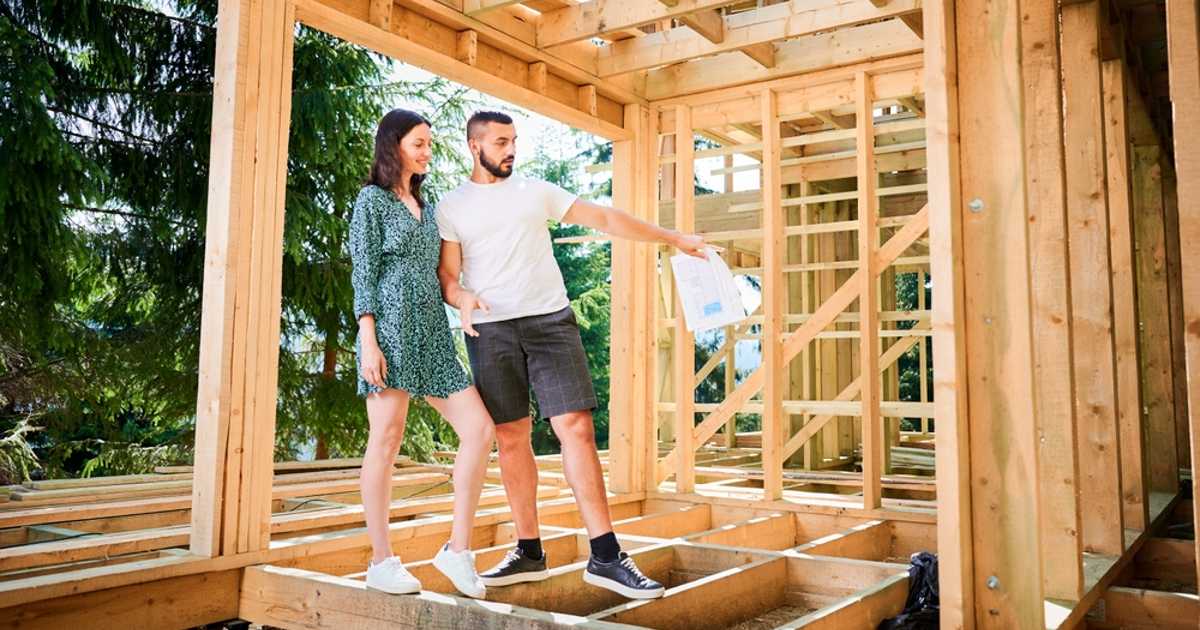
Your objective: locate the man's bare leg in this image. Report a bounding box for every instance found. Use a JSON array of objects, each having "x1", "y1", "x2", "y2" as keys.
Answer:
[
  {"x1": 549, "y1": 410, "x2": 614, "y2": 537},
  {"x1": 494, "y1": 417, "x2": 541, "y2": 539}
]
